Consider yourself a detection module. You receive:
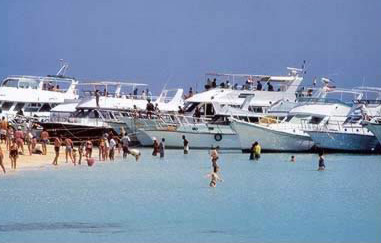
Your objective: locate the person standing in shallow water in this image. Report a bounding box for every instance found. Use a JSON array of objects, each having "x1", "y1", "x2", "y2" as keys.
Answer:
[
  {"x1": 253, "y1": 141, "x2": 261, "y2": 160},
  {"x1": 210, "y1": 146, "x2": 219, "y2": 172},
  {"x1": 249, "y1": 142, "x2": 255, "y2": 160},
  {"x1": 159, "y1": 138, "x2": 165, "y2": 158},
  {"x1": 0, "y1": 144, "x2": 5, "y2": 174},
  {"x1": 318, "y1": 152, "x2": 325, "y2": 171},
  {"x1": 182, "y1": 135, "x2": 189, "y2": 154},
  {"x1": 152, "y1": 138, "x2": 159, "y2": 156}
]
